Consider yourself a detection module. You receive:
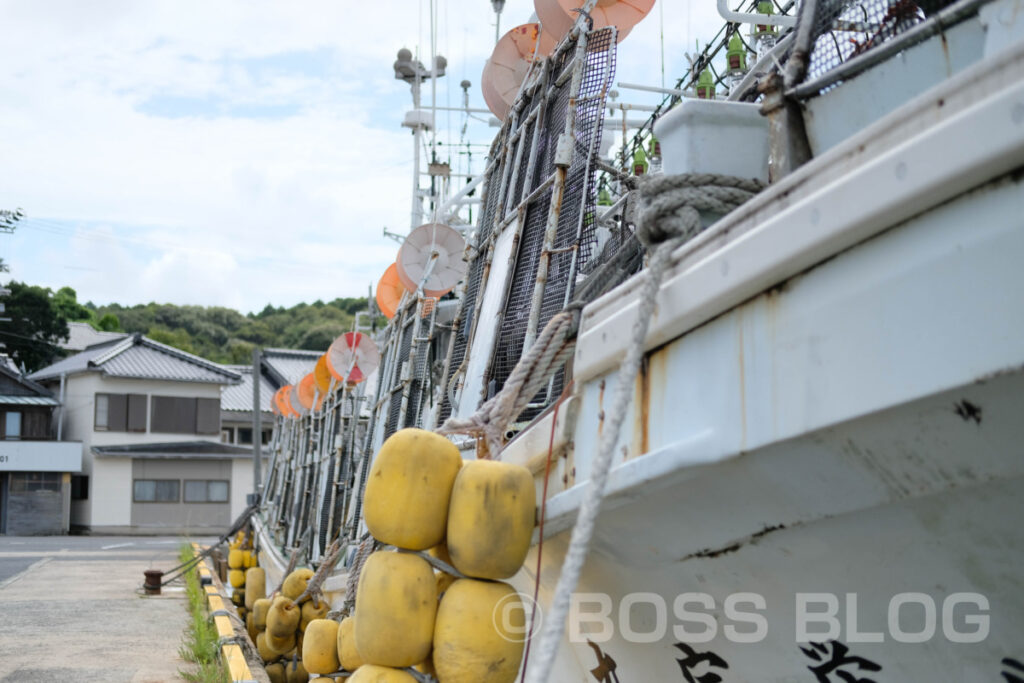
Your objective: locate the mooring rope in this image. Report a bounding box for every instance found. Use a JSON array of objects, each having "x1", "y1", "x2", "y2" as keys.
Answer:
[
  {"x1": 524, "y1": 173, "x2": 763, "y2": 682},
  {"x1": 437, "y1": 310, "x2": 579, "y2": 456}
]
